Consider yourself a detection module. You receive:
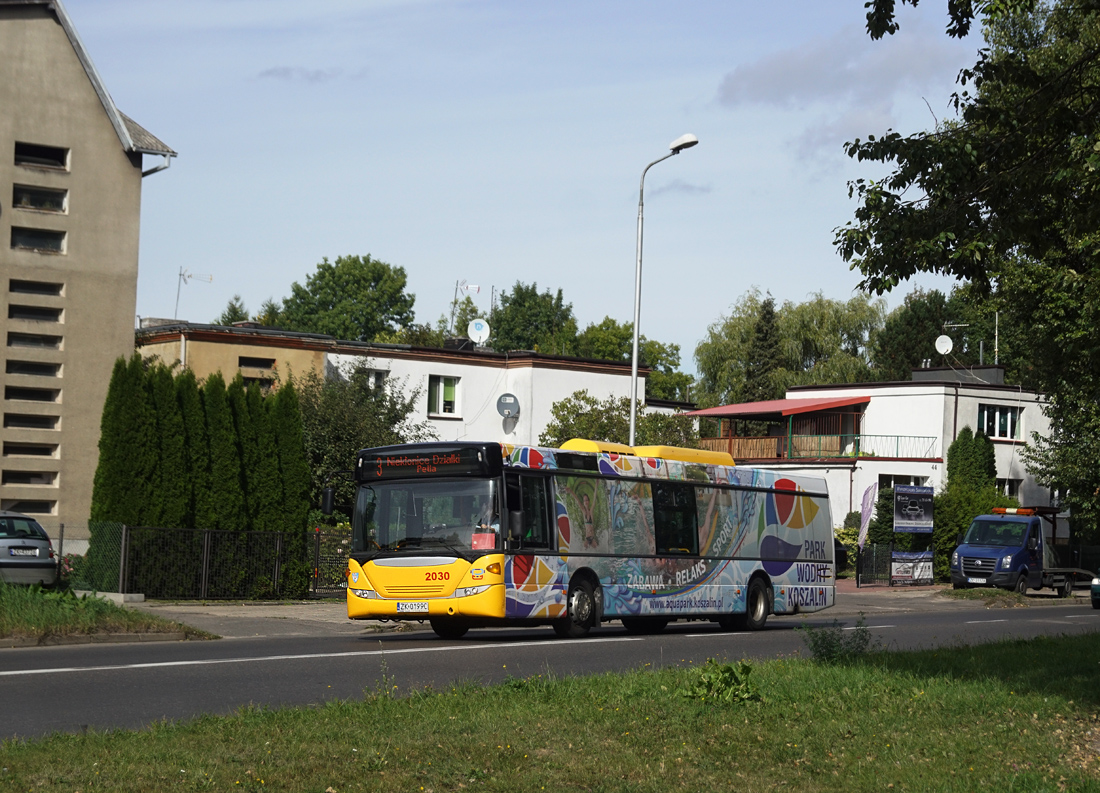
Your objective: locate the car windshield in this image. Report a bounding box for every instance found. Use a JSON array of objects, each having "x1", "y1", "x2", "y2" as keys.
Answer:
[
  {"x1": 962, "y1": 519, "x2": 1028, "y2": 548},
  {"x1": 351, "y1": 479, "x2": 499, "y2": 556},
  {"x1": 0, "y1": 517, "x2": 46, "y2": 540}
]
